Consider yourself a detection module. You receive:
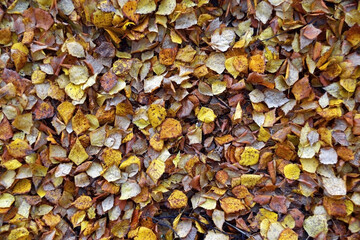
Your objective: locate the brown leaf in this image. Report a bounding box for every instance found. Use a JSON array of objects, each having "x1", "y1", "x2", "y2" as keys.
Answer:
[
  {"x1": 291, "y1": 76, "x2": 312, "y2": 101},
  {"x1": 100, "y1": 71, "x2": 118, "y2": 92},
  {"x1": 34, "y1": 8, "x2": 54, "y2": 30}
]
